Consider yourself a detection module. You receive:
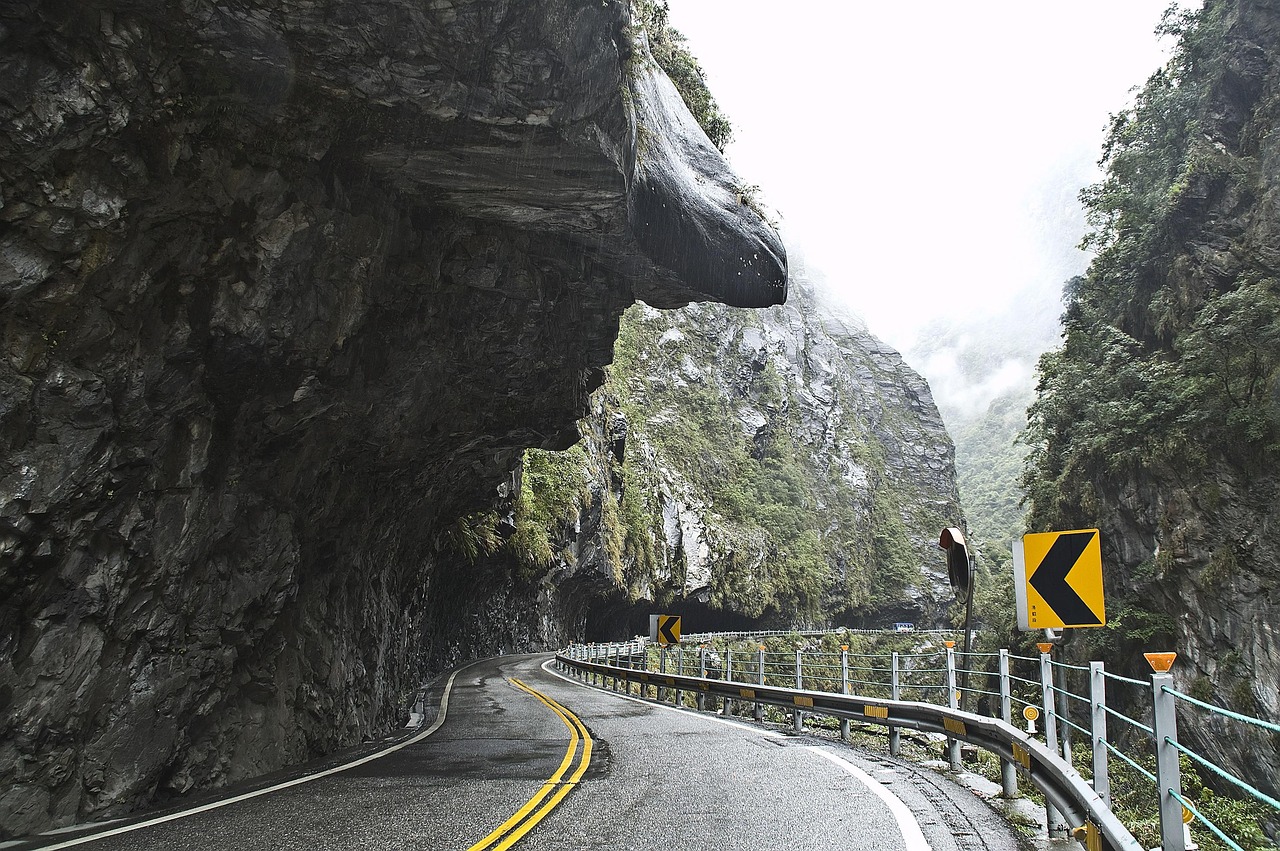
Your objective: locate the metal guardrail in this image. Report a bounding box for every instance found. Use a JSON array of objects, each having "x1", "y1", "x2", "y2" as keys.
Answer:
[
  {"x1": 558, "y1": 634, "x2": 1280, "y2": 851},
  {"x1": 556, "y1": 648, "x2": 1139, "y2": 851}
]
